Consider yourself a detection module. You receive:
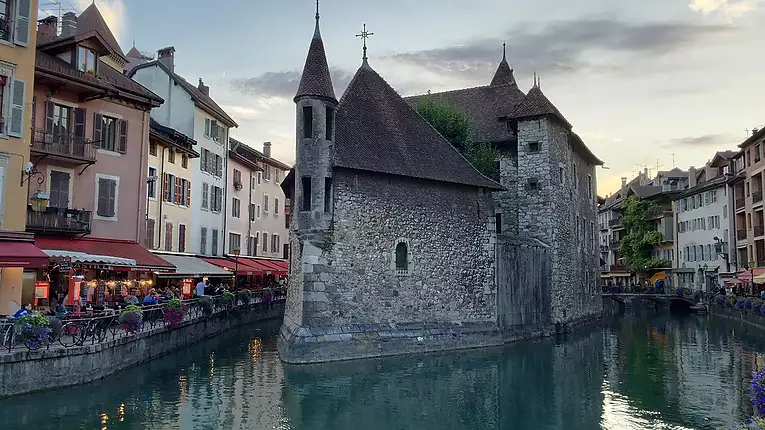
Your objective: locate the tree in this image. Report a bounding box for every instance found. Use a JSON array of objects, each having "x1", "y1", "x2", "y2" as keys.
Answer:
[
  {"x1": 415, "y1": 99, "x2": 499, "y2": 179},
  {"x1": 618, "y1": 195, "x2": 671, "y2": 273}
]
